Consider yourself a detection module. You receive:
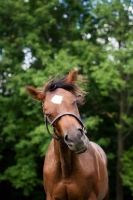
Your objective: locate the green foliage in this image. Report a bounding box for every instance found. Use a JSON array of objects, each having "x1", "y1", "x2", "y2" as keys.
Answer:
[
  {"x1": 0, "y1": 156, "x2": 38, "y2": 196},
  {"x1": 90, "y1": 65, "x2": 126, "y2": 95},
  {"x1": 97, "y1": 137, "x2": 110, "y2": 147},
  {"x1": 121, "y1": 146, "x2": 133, "y2": 195},
  {"x1": 85, "y1": 116, "x2": 103, "y2": 131}
]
